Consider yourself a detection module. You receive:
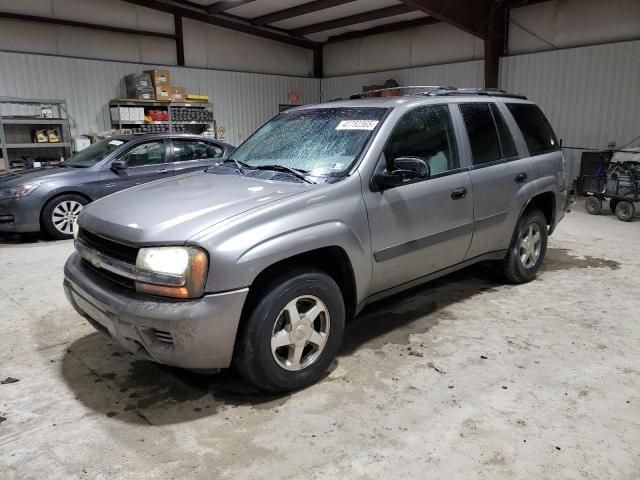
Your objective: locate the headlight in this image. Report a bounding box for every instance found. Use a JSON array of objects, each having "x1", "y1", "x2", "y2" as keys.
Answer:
[
  {"x1": 72, "y1": 221, "x2": 80, "y2": 240},
  {"x1": 134, "y1": 246, "x2": 208, "y2": 299},
  {"x1": 0, "y1": 183, "x2": 41, "y2": 199}
]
